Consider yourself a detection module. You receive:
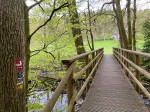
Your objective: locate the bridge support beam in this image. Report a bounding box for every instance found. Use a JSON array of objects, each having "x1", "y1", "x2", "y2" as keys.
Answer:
[
  {"x1": 66, "y1": 63, "x2": 74, "y2": 112},
  {"x1": 135, "y1": 54, "x2": 140, "y2": 93}
]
